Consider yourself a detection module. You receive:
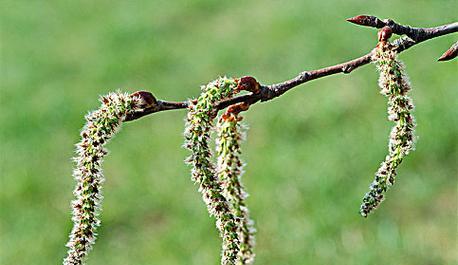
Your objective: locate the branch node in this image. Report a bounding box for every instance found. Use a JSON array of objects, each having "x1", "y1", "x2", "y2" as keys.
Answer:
[
  {"x1": 237, "y1": 76, "x2": 261, "y2": 94},
  {"x1": 130, "y1": 91, "x2": 157, "y2": 109},
  {"x1": 378, "y1": 26, "x2": 393, "y2": 42},
  {"x1": 342, "y1": 65, "x2": 353, "y2": 73},
  {"x1": 383, "y1": 19, "x2": 395, "y2": 27},
  {"x1": 259, "y1": 85, "x2": 275, "y2": 102}
]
